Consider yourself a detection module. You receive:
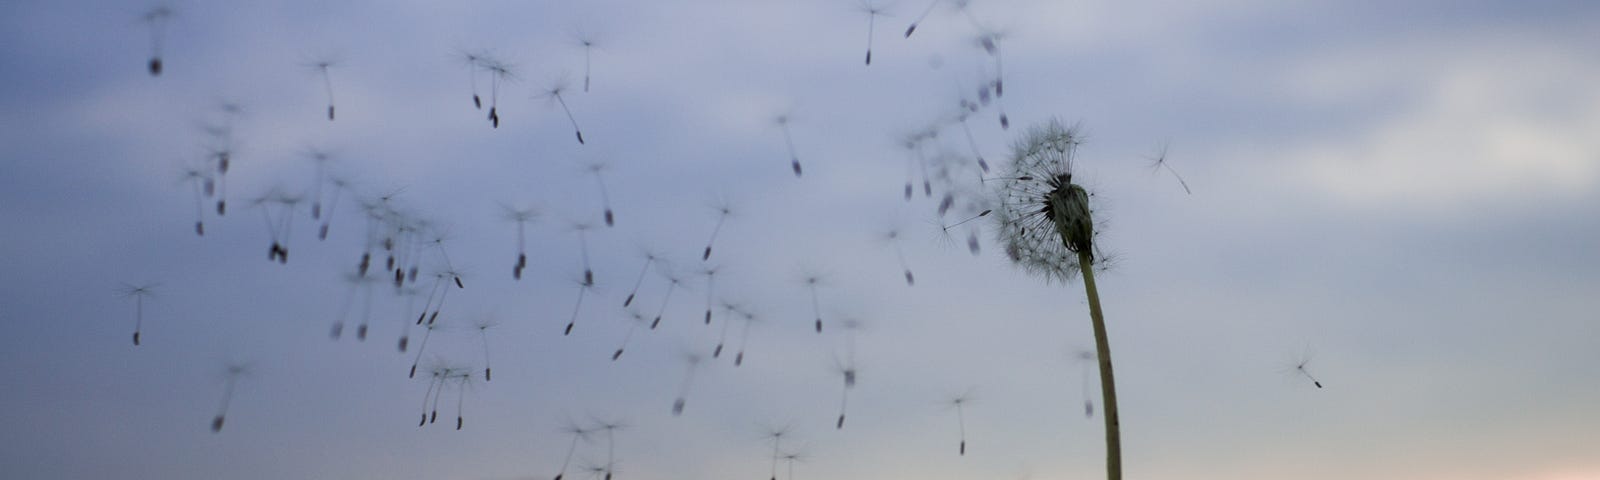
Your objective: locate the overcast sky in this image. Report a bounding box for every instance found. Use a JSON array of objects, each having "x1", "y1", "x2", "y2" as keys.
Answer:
[{"x1": 2, "y1": 1, "x2": 1599, "y2": 479}]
